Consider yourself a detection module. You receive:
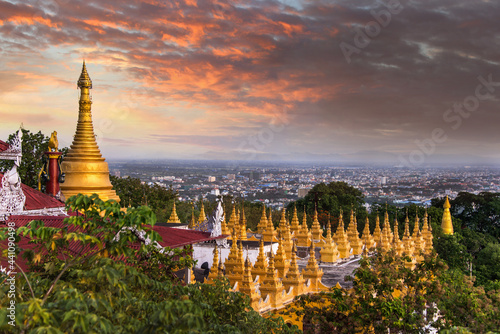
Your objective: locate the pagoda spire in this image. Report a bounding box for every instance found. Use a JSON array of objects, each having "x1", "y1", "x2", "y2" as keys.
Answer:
[
  {"x1": 310, "y1": 205, "x2": 323, "y2": 241},
  {"x1": 198, "y1": 200, "x2": 206, "y2": 224},
  {"x1": 60, "y1": 62, "x2": 119, "y2": 202},
  {"x1": 441, "y1": 196, "x2": 454, "y2": 235},
  {"x1": 188, "y1": 202, "x2": 196, "y2": 229},
  {"x1": 257, "y1": 203, "x2": 268, "y2": 234},
  {"x1": 290, "y1": 205, "x2": 300, "y2": 236},
  {"x1": 239, "y1": 205, "x2": 248, "y2": 241},
  {"x1": 252, "y1": 237, "x2": 268, "y2": 283},
  {"x1": 422, "y1": 209, "x2": 434, "y2": 254},
  {"x1": 167, "y1": 201, "x2": 181, "y2": 224}
]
